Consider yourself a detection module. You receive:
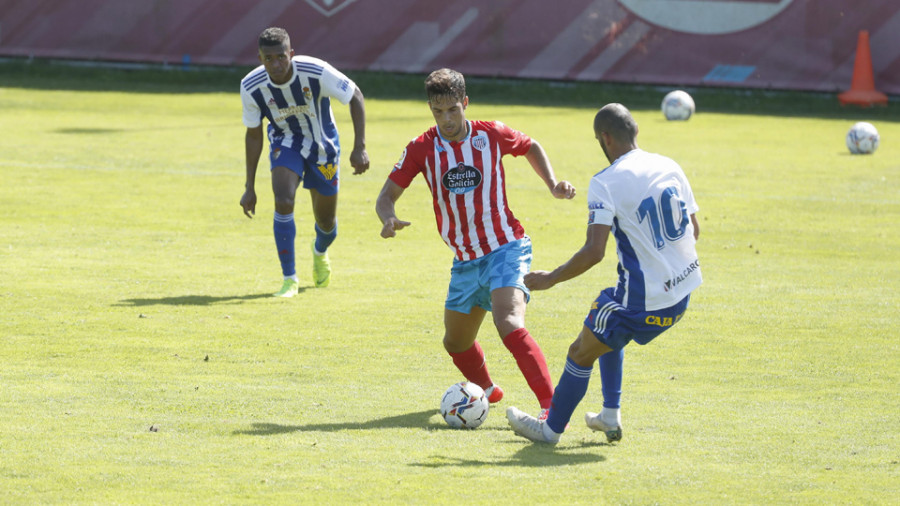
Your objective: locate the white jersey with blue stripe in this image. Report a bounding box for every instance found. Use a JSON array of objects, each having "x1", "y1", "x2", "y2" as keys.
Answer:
[
  {"x1": 587, "y1": 149, "x2": 701, "y2": 311},
  {"x1": 240, "y1": 55, "x2": 356, "y2": 167}
]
